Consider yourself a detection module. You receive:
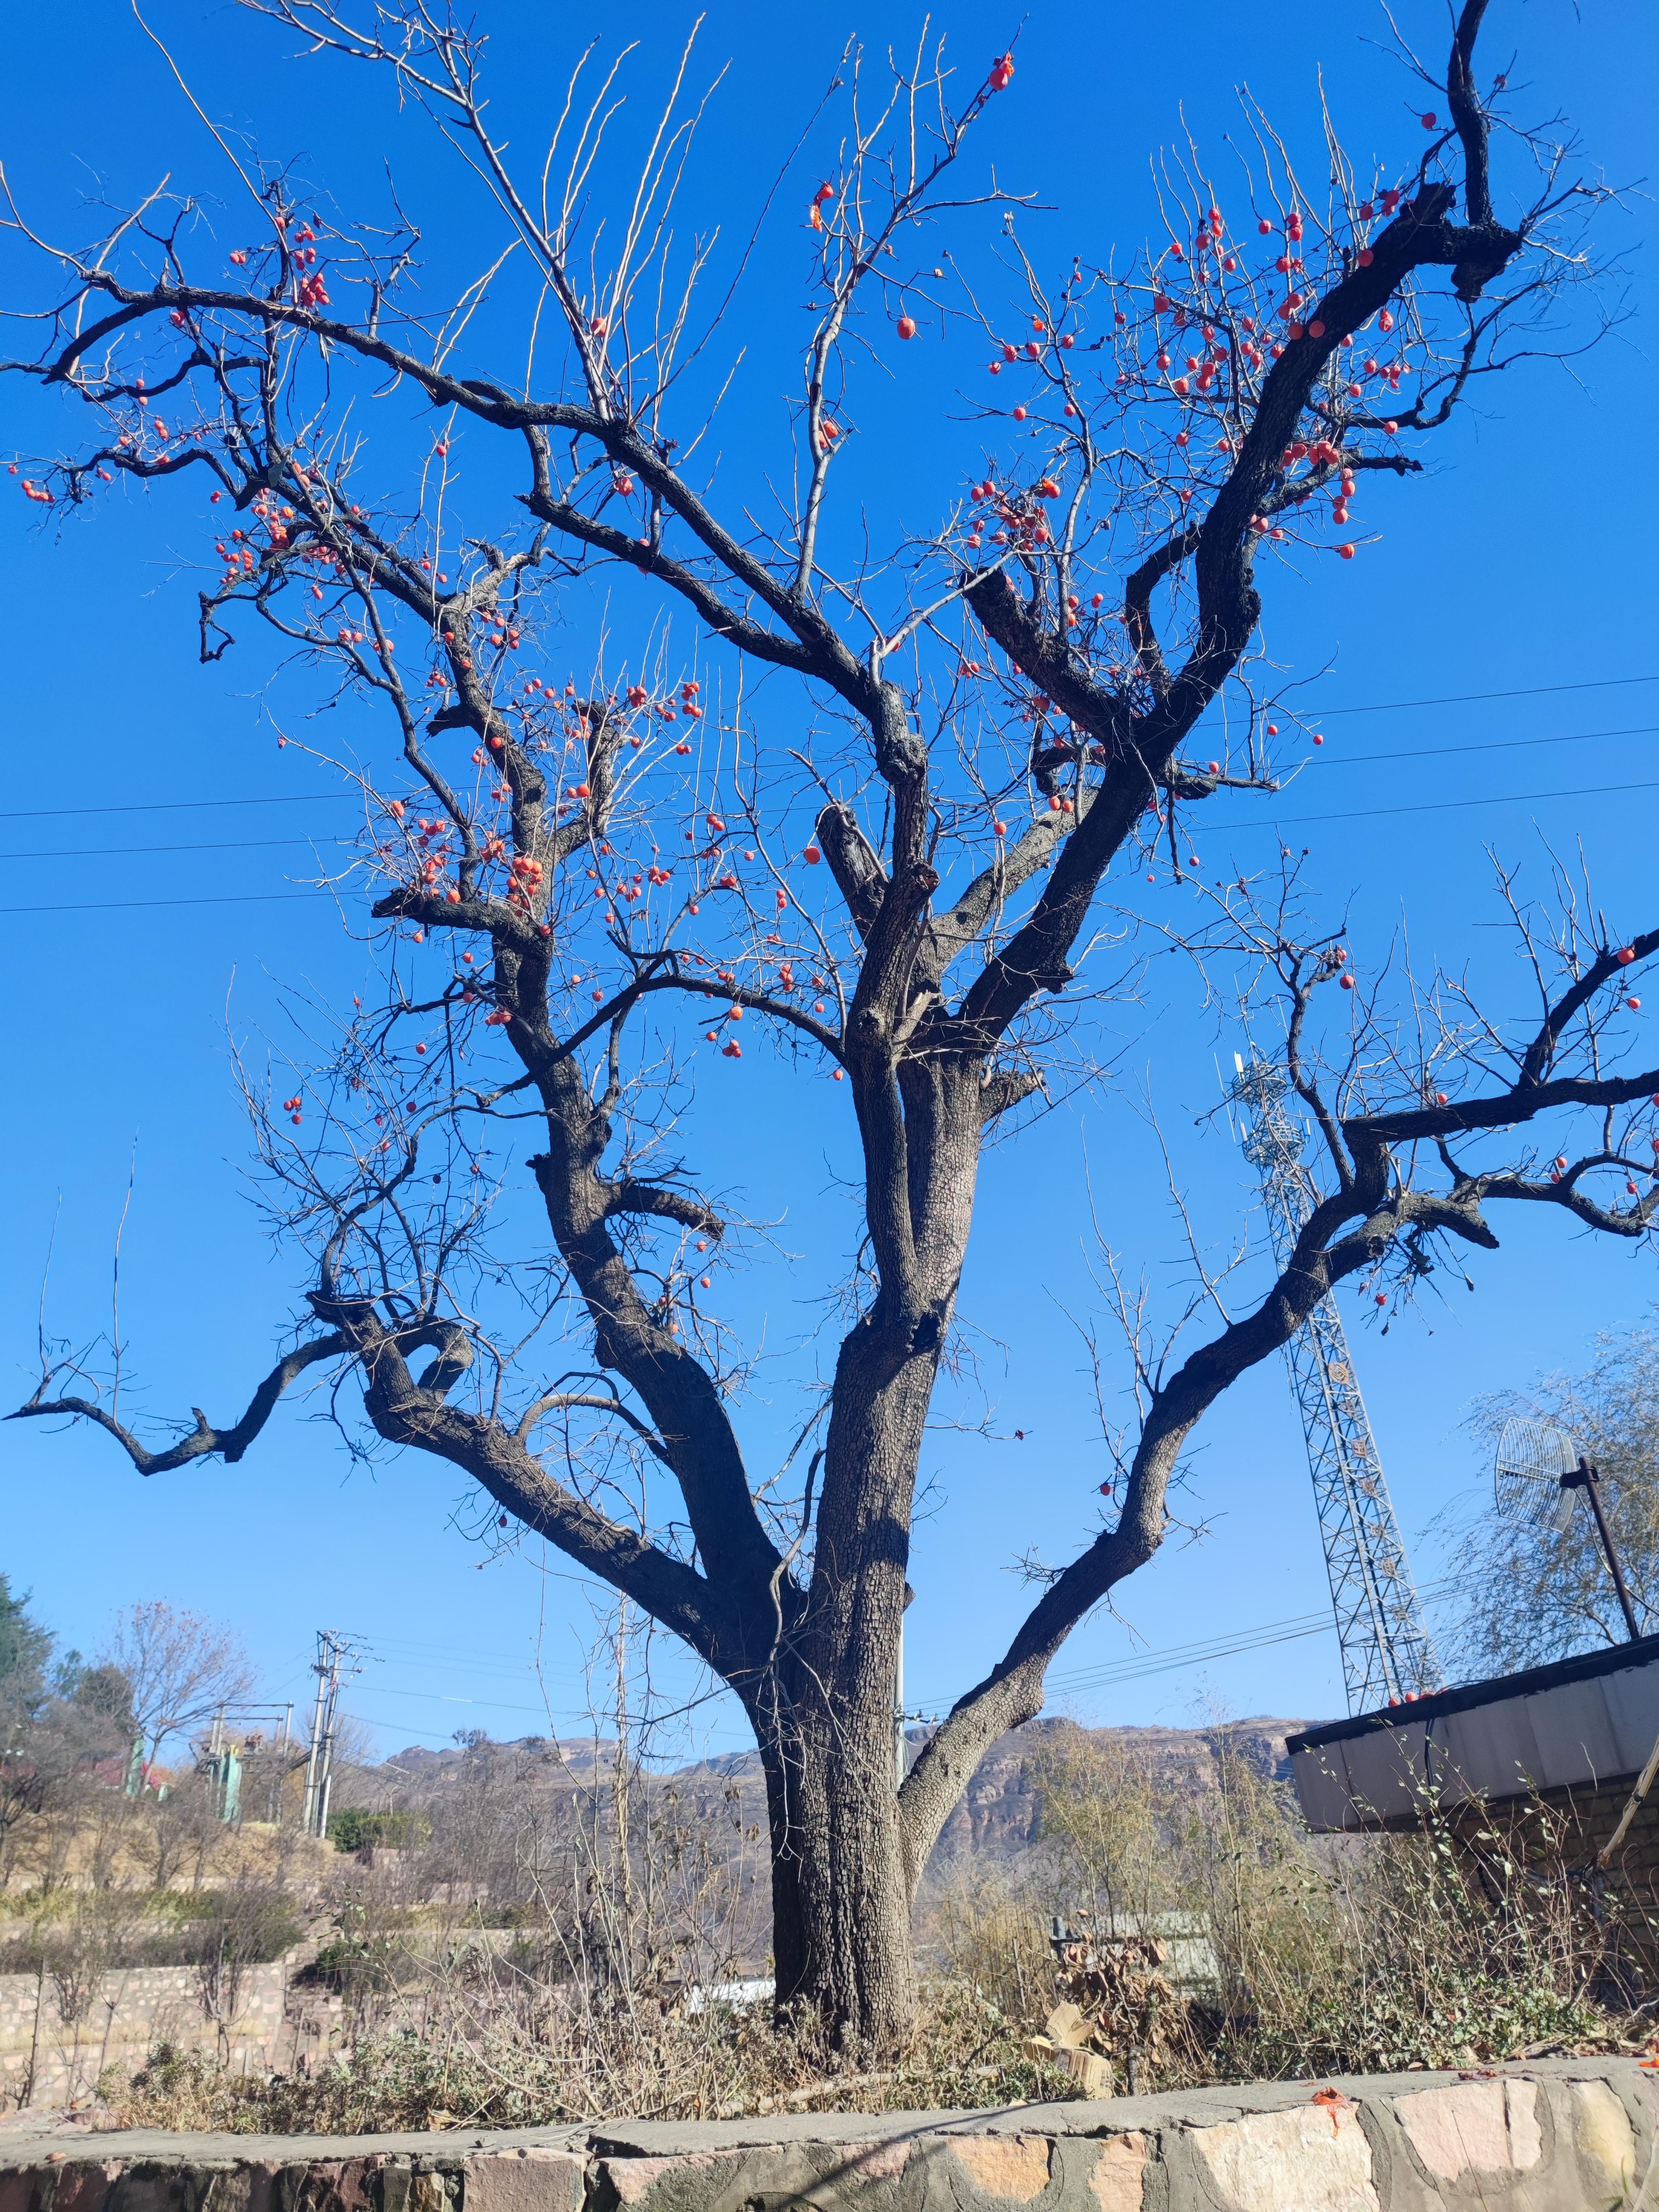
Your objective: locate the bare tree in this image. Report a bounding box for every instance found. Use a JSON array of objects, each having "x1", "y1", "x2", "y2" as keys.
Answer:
[
  {"x1": 97, "y1": 1602, "x2": 255, "y2": 1767},
  {"x1": 1444, "y1": 1325, "x2": 1659, "y2": 1673},
  {"x1": 4, "y1": 3, "x2": 1654, "y2": 2047}
]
